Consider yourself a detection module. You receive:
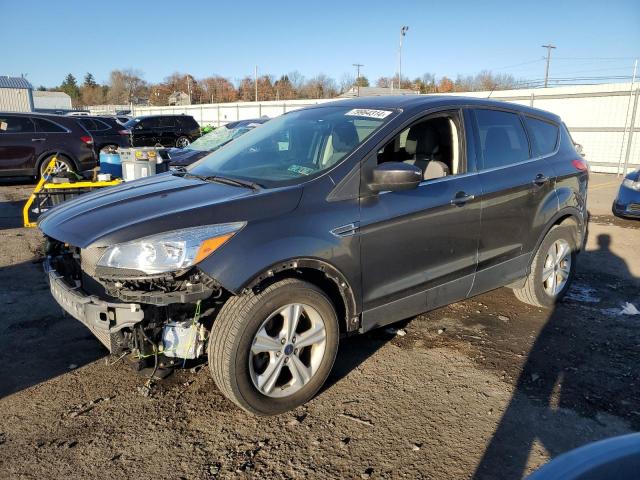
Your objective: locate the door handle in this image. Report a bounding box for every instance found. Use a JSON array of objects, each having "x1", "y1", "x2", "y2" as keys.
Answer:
[
  {"x1": 450, "y1": 192, "x2": 475, "y2": 206},
  {"x1": 31, "y1": 138, "x2": 46, "y2": 142},
  {"x1": 532, "y1": 174, "x2": 550, "y2": 186}
]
